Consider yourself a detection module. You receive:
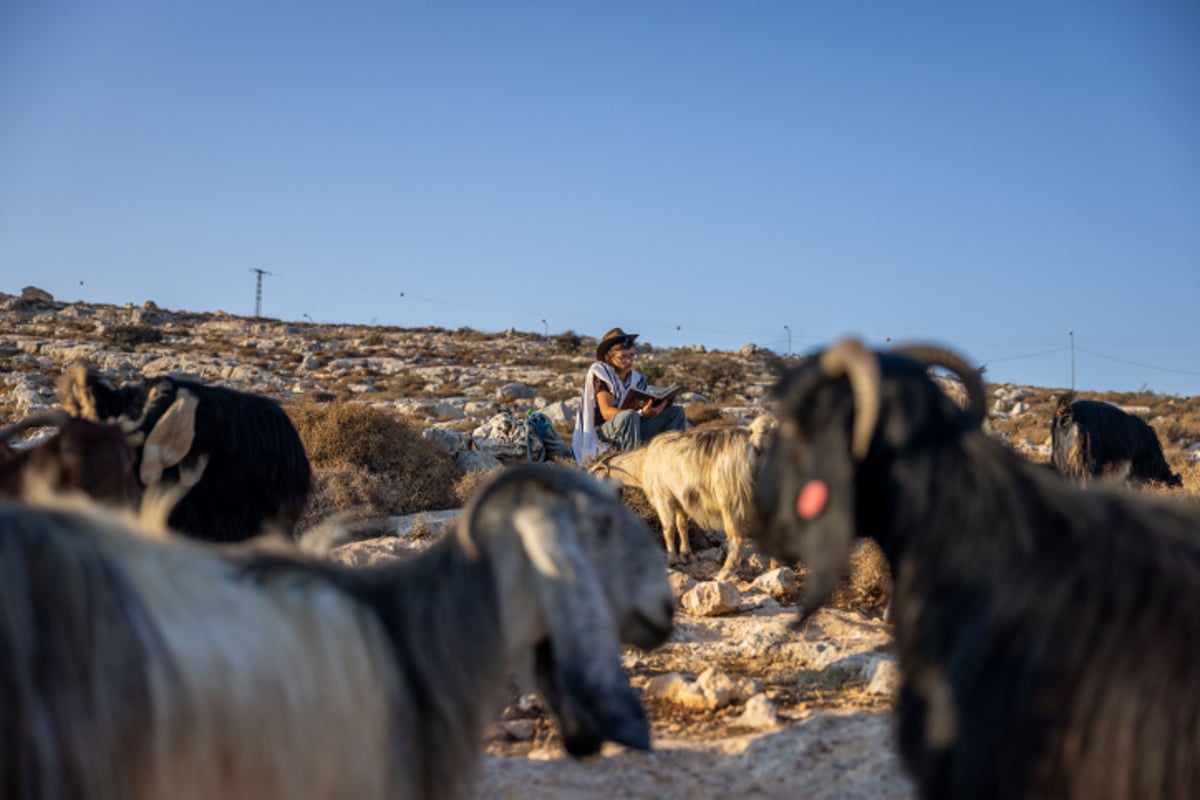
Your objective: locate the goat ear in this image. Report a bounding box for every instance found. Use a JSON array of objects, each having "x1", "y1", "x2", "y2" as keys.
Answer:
[
  {"x1": 512, "y1": 502, "x2": 652, "y2": 755},
  {"x1": 56, "y1": 365, "x2": 103, "y2": 420},
  {"x1": 140, "y1": 389, "x2": 199, "y2": 485}
]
